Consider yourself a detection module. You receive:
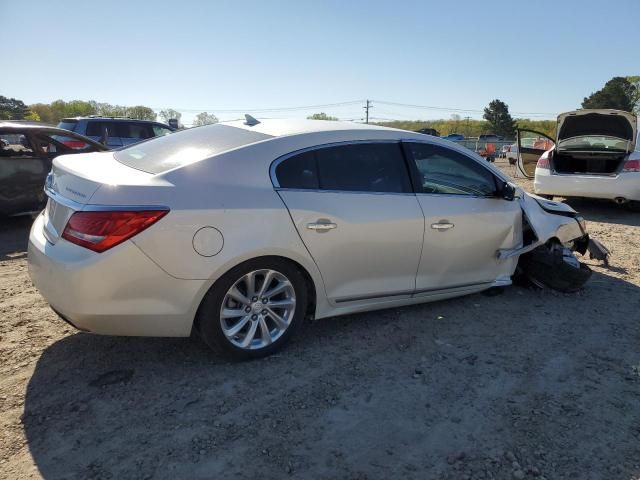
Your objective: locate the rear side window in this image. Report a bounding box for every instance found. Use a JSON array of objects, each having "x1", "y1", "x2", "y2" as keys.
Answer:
[
  {"x1": 57, "y1": 120, "x2": 78, "y2": 132},
  {"x1": 120, "y1": 123, "x2": 152, "y2": 140},
  {"x1": 115, "y1": 124, "x2": 273, "y2": 174},
  {"x1": 86, "y1": 121, "x2": 116, "y2": 137},
  {"x1": 276, "y1": 151, "x2": 319, "y2": 189},
  {"x1": 275, "y1": 143, "x2": 411, "y2": 193},
  {"x1": 407, "y1": 143, "x2": 497, "y2": 196}
]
